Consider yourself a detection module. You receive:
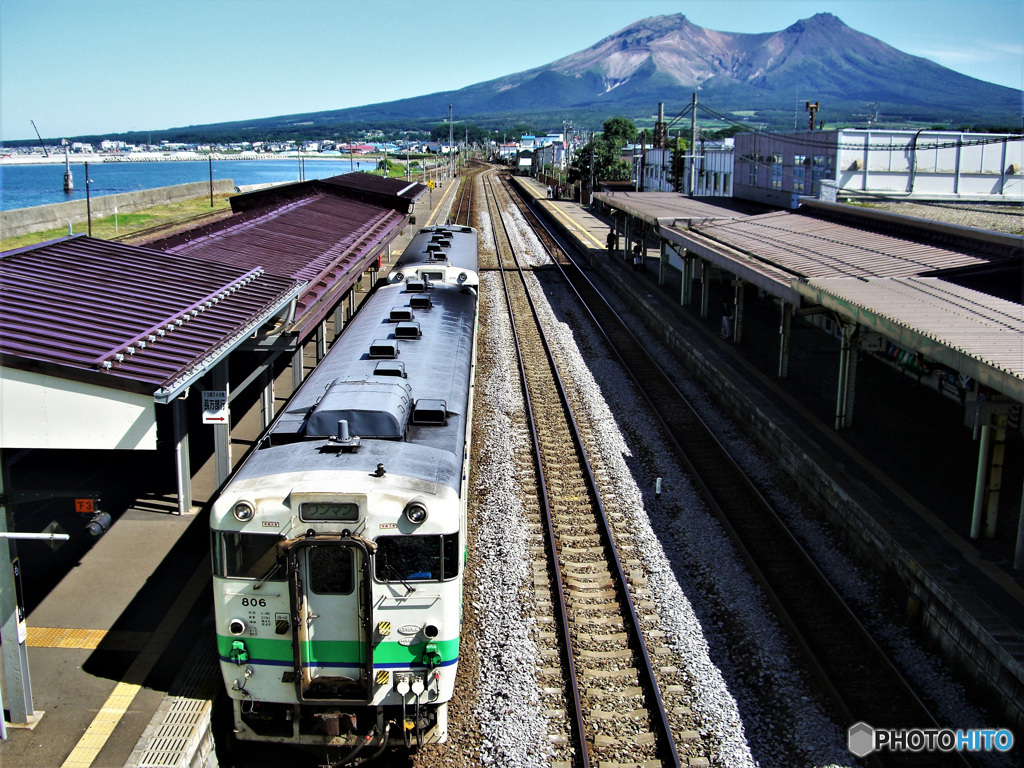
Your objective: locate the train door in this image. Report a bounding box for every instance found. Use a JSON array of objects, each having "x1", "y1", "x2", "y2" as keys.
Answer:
[{"x1": 289, "y1": 539, "x2": 373, "y2": 703}]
